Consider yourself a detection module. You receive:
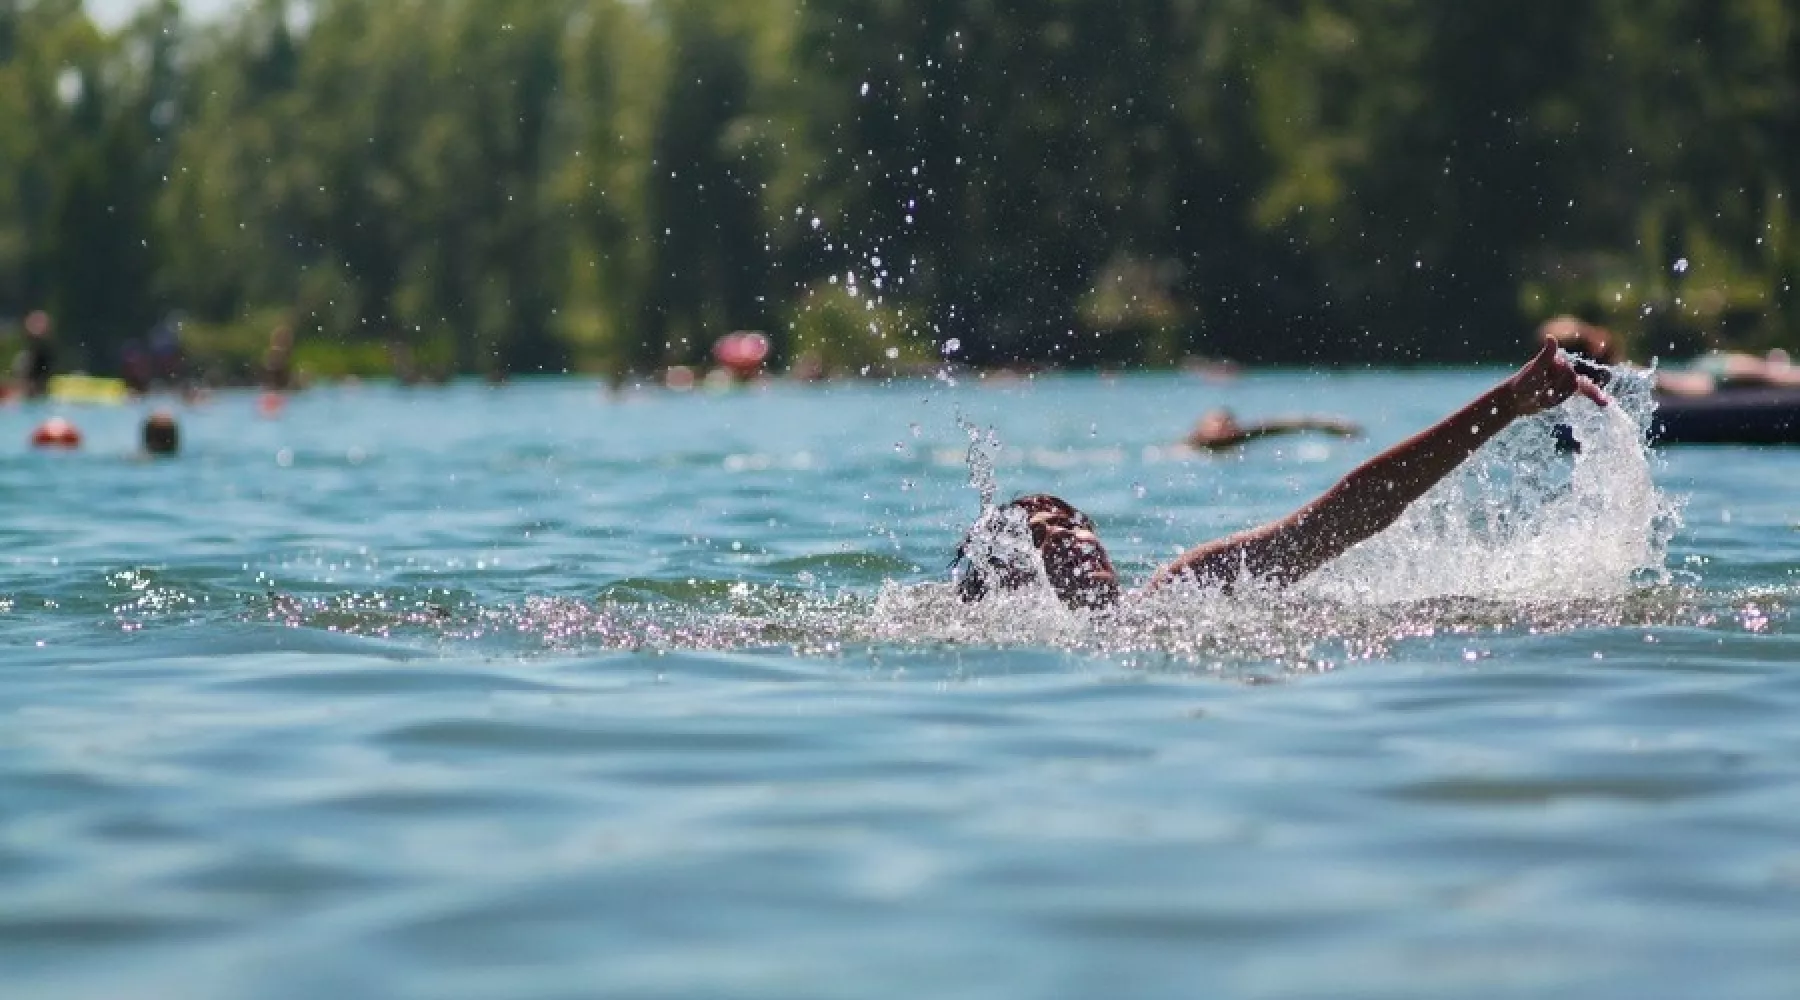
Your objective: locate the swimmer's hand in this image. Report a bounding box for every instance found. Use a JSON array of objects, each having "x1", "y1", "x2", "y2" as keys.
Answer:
[
  {"x1": 1504, "y1": 336, "x2": 1610, "y2": 417},
  {"x1": 1028, "y1": 508, "x2": 1121, "y2": 610}
]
